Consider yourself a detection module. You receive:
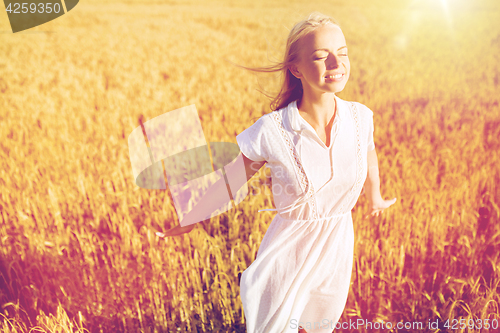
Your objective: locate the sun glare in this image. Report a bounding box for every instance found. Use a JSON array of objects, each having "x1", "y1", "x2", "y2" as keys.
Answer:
[
  {"x1": 439, "y1": 0, "x2": 454, "y2": 29},
  {"x1": 395, "y1": 0, "x2": 458, "y2": 50}
]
